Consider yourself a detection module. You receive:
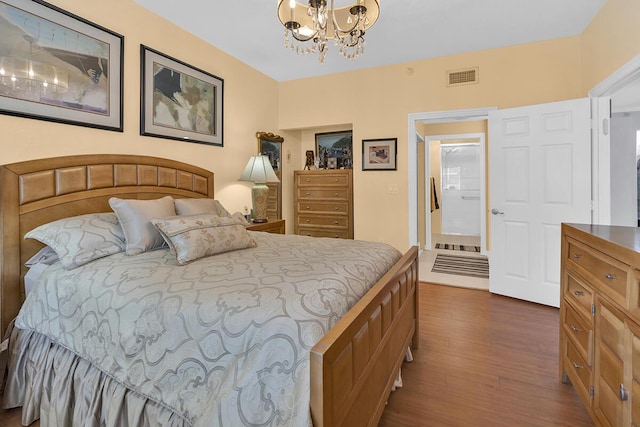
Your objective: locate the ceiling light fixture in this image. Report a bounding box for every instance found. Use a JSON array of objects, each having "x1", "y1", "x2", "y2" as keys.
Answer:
[{"x1": 277, "y1": 0, "x2": 379, "y2": 63}]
